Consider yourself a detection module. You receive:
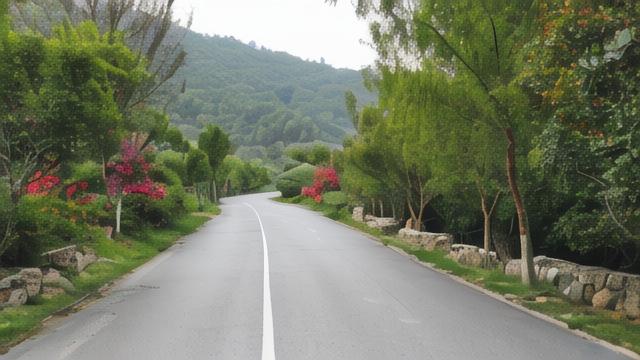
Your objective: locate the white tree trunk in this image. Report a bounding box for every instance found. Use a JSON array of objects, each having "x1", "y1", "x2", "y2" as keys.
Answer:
[
  {"x1": 213, "y1": 179, "x2": 218, "y2": 203},
  {"x1": 116, "y1": 198, "x2": 122, "y2": 234}
]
